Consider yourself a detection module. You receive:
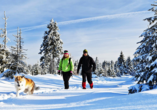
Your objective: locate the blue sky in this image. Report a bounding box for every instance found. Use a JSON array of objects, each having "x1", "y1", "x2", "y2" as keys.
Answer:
[{"x1": 0, "y1": 0, "x2": 155, "y2": 64}]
